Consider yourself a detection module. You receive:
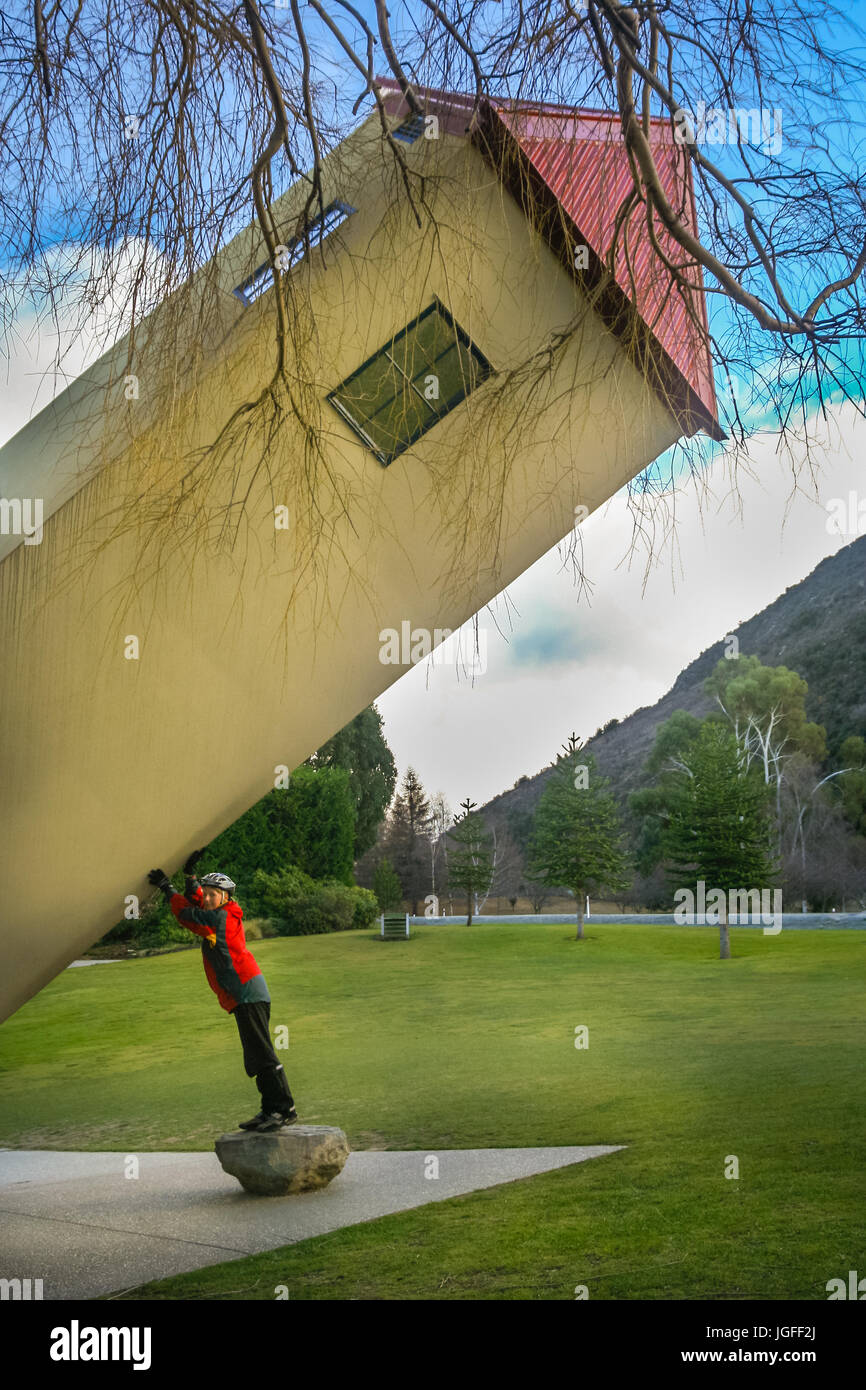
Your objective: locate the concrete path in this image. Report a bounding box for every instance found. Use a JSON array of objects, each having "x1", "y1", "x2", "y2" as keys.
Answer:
[
  {"x1": 65, "y1": 959, "x2": 122, "y2": 967},
  {"x1": 0, "y1": 1142, "x2": 624, "y2": 1300}
]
